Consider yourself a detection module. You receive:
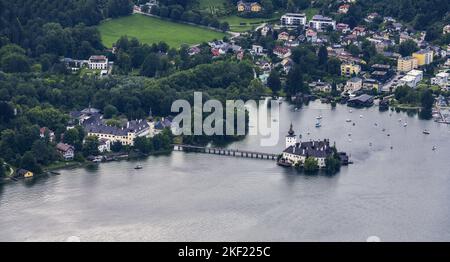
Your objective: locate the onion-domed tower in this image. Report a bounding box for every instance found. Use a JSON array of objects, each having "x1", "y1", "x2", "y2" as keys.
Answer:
[{"x1": 285, "y1": 123, "x2": 297, "y2": 148}]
